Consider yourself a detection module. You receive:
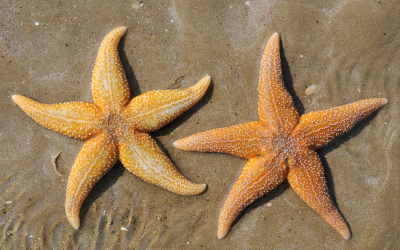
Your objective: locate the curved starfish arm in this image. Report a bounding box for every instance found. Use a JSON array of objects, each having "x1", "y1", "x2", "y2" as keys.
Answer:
[
  {"x1": 122, "y1": 76, "x2": 210, "y2": 132},
  {"x1": 174, "y1": 122, "x2": 270, "y2": 159},
  {"x1": 218, "y1": 152, "x2": 287, "y2": 239},
  {"x1": 65, "y1": 131, "x2": 119, "y2": 229},
  {"x1": 292, "y1": 98, "x2": 388, "y2": 149},
  {"x1": 119, "y1": 128, "x2": 206, "y2": 195},
  {"x1": 12, "y1": 95, "x2": 102, "y2": 140},
  {"x1": 91, "y1": 26, "x2": 131, "y2": 113},
  {"x1": 258, "y1": 33, "x2": 299, "y2": 134},
  {"x1": 287, "y1": 148, "x2": 351, "y2": 239}
]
